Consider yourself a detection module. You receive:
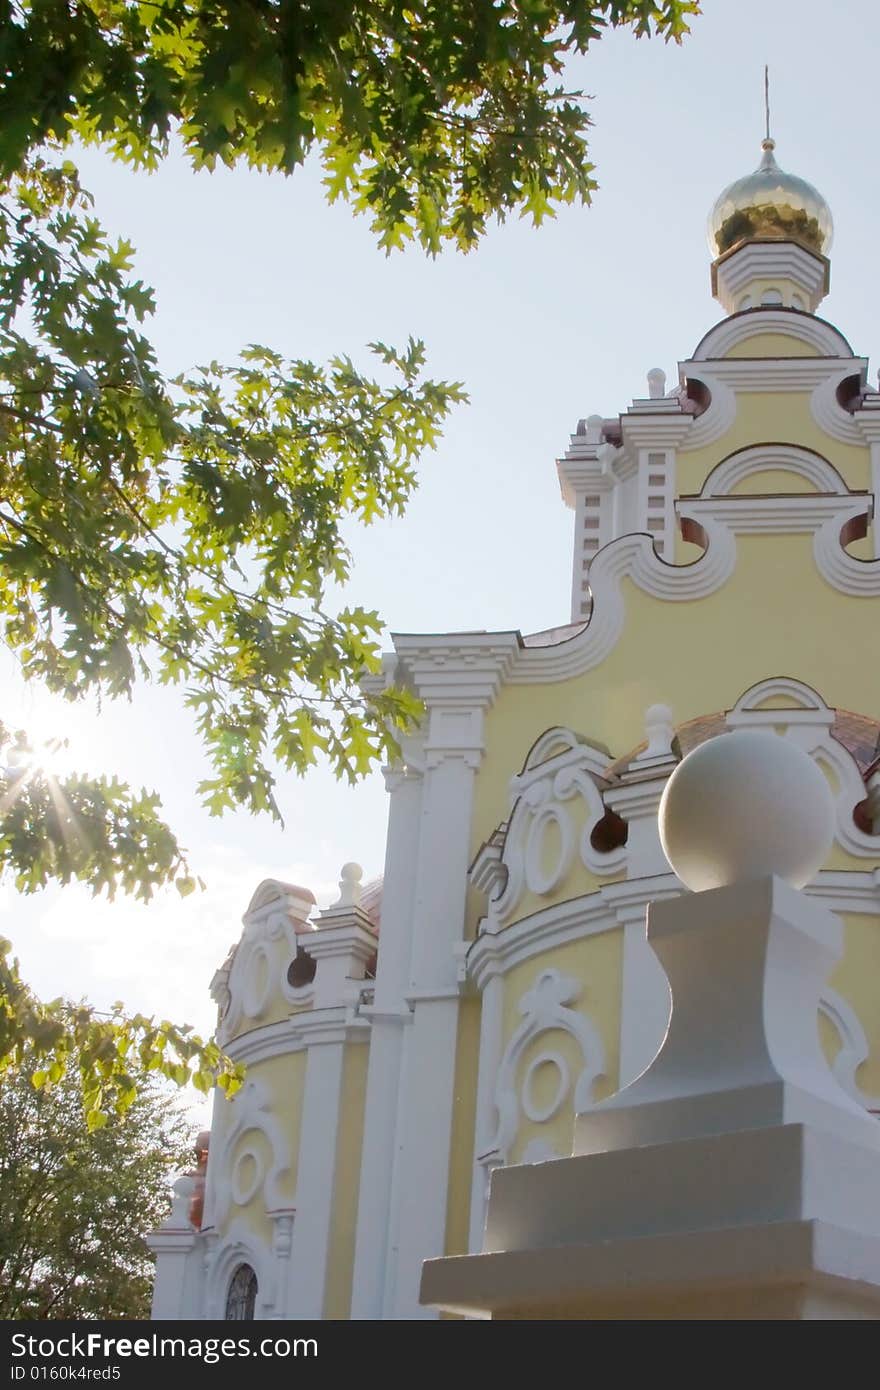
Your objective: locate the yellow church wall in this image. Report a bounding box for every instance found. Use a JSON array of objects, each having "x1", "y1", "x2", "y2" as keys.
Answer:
[
  {"x1": 471, "y1": 532, "x2": 880, "y2": 887},
  {"x1": 676, "y1": 392, "x2": 870, "y2": 500},
  {"x1": 444, "y1": 995, "x2": 482, "y2": 1258},
  {"x1": 323, "y1": 1042, "x2": 369, "y2": 1319},
  {"x1": 500, "y1": 851, "x2": 625, "y2": 931},
  {"x1": 722, "y1": 329, "x2": 820, "y2": 358},
  {"x1": 226, "y1": 1129, "x2": 275, "y2": 1247},
  {"x1": 728, "y1": 468, "x2": 822, "y2": 494},
  {"x1": 211, "y1": 1049, "x2": 306, "y2": 1242}
]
